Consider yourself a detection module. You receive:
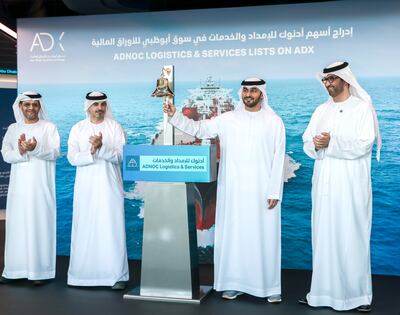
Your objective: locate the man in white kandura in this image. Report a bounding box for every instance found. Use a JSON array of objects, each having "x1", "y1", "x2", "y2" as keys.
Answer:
[
  {"x1": 300, "y1": 62, "x2": 381, "y2": 313},
  {"x1": 0, "y1": 91, "x2": 60, "y2": 285},
  {"x1": 67, "y1": 91, "x2": 129, "y2": 290},
  {"x1": 164, "y1": 78, "x2": 286, "y2": 303}
]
